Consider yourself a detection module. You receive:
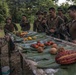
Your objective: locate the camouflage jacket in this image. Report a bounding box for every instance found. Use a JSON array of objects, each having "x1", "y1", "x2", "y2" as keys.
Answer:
[
  {"x1": 62, "y1": 16, "x2": 68, "y2": 23},
  {"x1": 33, "y1": 19, "x2": 46, "y2": 33},
  {"x1": 20, "y1": 21, "x2": 30, "y2": 31},
  {"x1": 58, "y1": 15, "x2": 68, "y2": 23},
  {"x1": 4, "y1": 23, "x2": 18, "y2": 34},
  {"x1": 47, "y1": 15, "x2": 64, "y2": 31},
  {"x1": 66, "y1": 20, "x2": 76, "y2": 40},
  {"x1": 46, "y1": 15, "x2": 65, "y2": 39}
]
